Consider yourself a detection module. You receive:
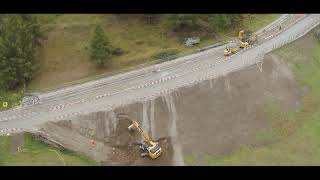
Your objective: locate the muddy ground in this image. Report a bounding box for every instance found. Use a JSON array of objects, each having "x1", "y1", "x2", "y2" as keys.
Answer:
[{"x1": 38, "y1": 53, "x2": 300, "y2": 165}]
